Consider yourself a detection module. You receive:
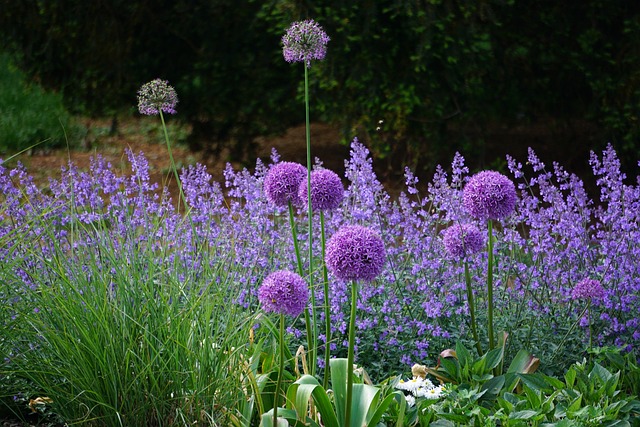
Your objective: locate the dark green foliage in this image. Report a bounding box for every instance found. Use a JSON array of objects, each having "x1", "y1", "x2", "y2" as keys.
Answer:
[{"x1": 0, "y1": 53, "x2": 72, "y2": 153}]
